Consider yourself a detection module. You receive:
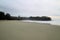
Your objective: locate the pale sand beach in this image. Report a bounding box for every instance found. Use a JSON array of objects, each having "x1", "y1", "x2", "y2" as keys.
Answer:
[{"x1": 0, "y1": 20, "x2": 60, "y2": 40}]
